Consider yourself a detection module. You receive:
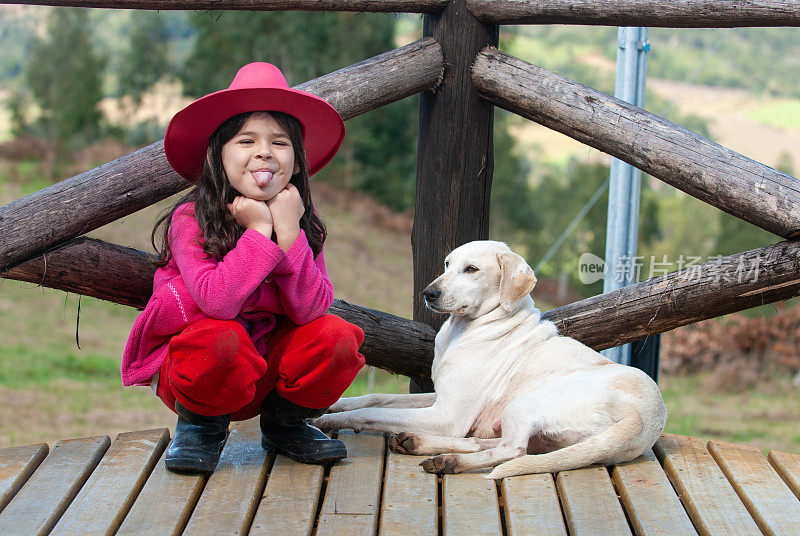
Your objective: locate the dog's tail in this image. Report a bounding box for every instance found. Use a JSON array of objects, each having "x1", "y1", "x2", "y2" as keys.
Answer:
[{"x1": 486, "y1": 412, "x2": 645, "y2": 480}]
